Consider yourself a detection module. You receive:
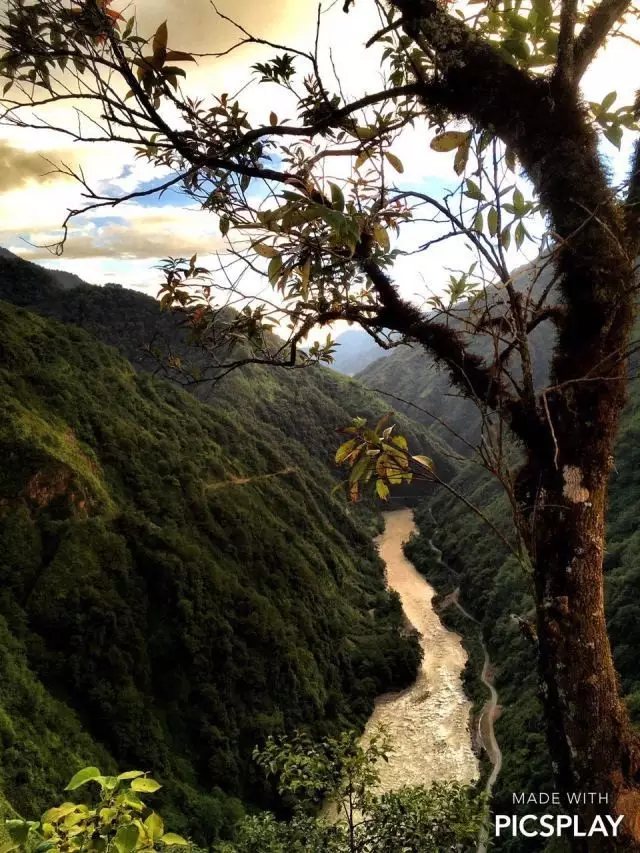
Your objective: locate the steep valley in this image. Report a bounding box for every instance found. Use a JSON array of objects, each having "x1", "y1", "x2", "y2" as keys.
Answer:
[
  {"x1": 4, "y1": 248, "x2": 640, "y2": 852},
  {"x1": 0, "y1": 257, "x2": 458, "y2": 844}
]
